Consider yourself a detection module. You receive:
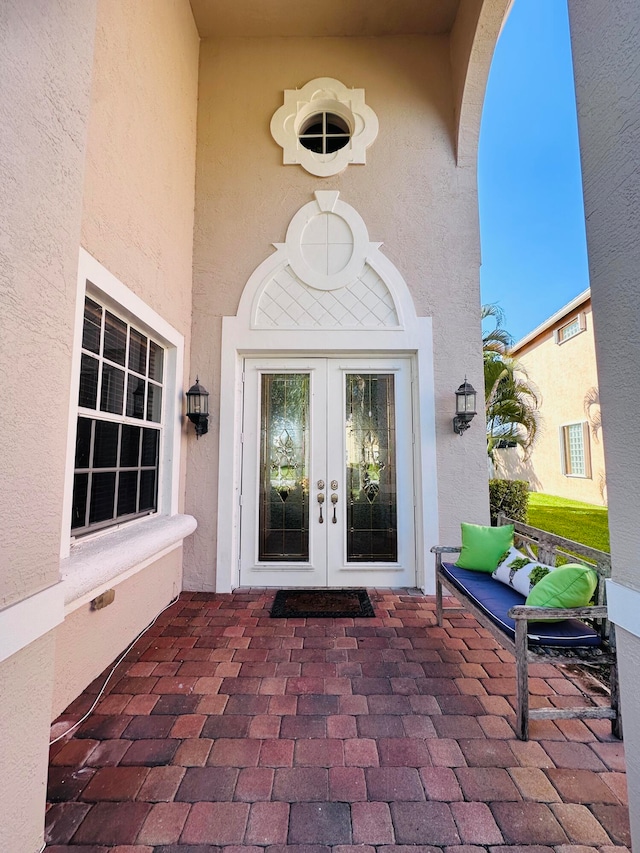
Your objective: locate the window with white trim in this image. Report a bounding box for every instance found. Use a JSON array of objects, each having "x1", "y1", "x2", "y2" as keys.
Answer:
[
  {"x1": 270, "y1": 77, "x2": 378, "y2": 177},
  {"x1": 556, "y1": 313, "x2": 586, "y2": 344},
  {"x1": 71, "y1": 296, "x2": 164, "y2": 534},
  {"x1": 561, "y1": 422, "x2": 591, "y2": 478},
  {"x1": 298, "y1": 112, "x2": 351, "y2": 154}
]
